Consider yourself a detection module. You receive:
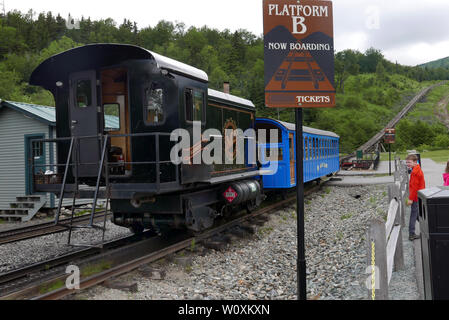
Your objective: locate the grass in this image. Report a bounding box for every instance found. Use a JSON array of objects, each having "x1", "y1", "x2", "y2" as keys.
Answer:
[
  {"x1": 336, "y1": 231, "x2": 344, "y2": 241},
  {"x1": 258, "y1": 226, "x2": 274, "y2": 236},
  {"x1": 80, "y1": 260, "x2": 112, "y2": 277},
  {"x1": 189, "y1": 239, "x2": 196, "y2": 252},
  {"x1": 340, "y1": 213, "x2": 353, "y2": 220},
  {"x1": 380, "y1": 149, "x2": 449, "y2": 164},
  {"x1": 39, "y1": 280, "x2": 65, "y2": 294}
]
